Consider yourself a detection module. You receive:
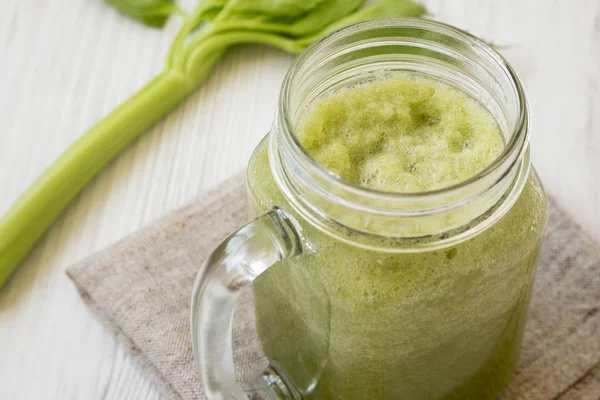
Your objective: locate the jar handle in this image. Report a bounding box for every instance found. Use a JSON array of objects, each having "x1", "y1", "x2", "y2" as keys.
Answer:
[{"x1": 191, "y1": 208, "x2": 303, "y2": 400}]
